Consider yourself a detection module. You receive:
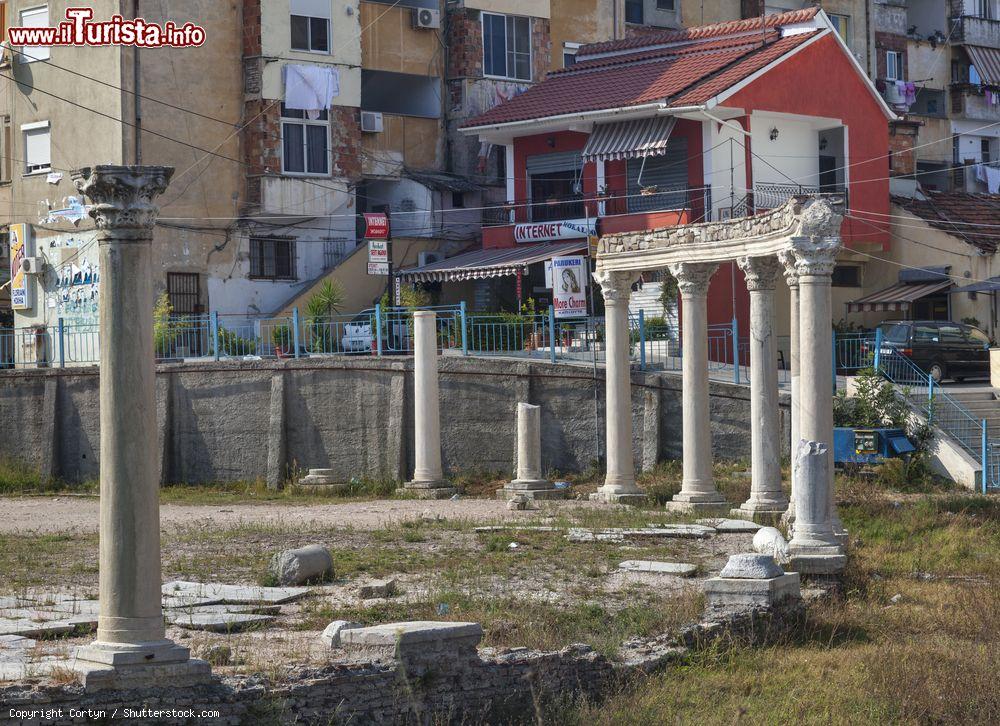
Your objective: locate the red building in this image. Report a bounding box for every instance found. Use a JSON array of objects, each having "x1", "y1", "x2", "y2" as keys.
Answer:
[{"x1": 402, "y1": 8, "x2": 893, "y2": 333}]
